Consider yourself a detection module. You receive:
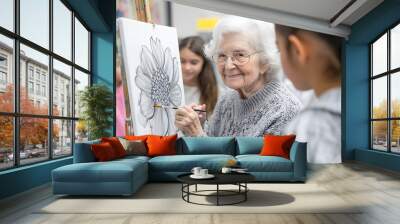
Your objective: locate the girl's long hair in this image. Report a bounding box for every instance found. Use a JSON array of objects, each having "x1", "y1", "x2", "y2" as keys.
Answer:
[{"x1": 179, "y1": 36, "x2": 219, "y2": 115}]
